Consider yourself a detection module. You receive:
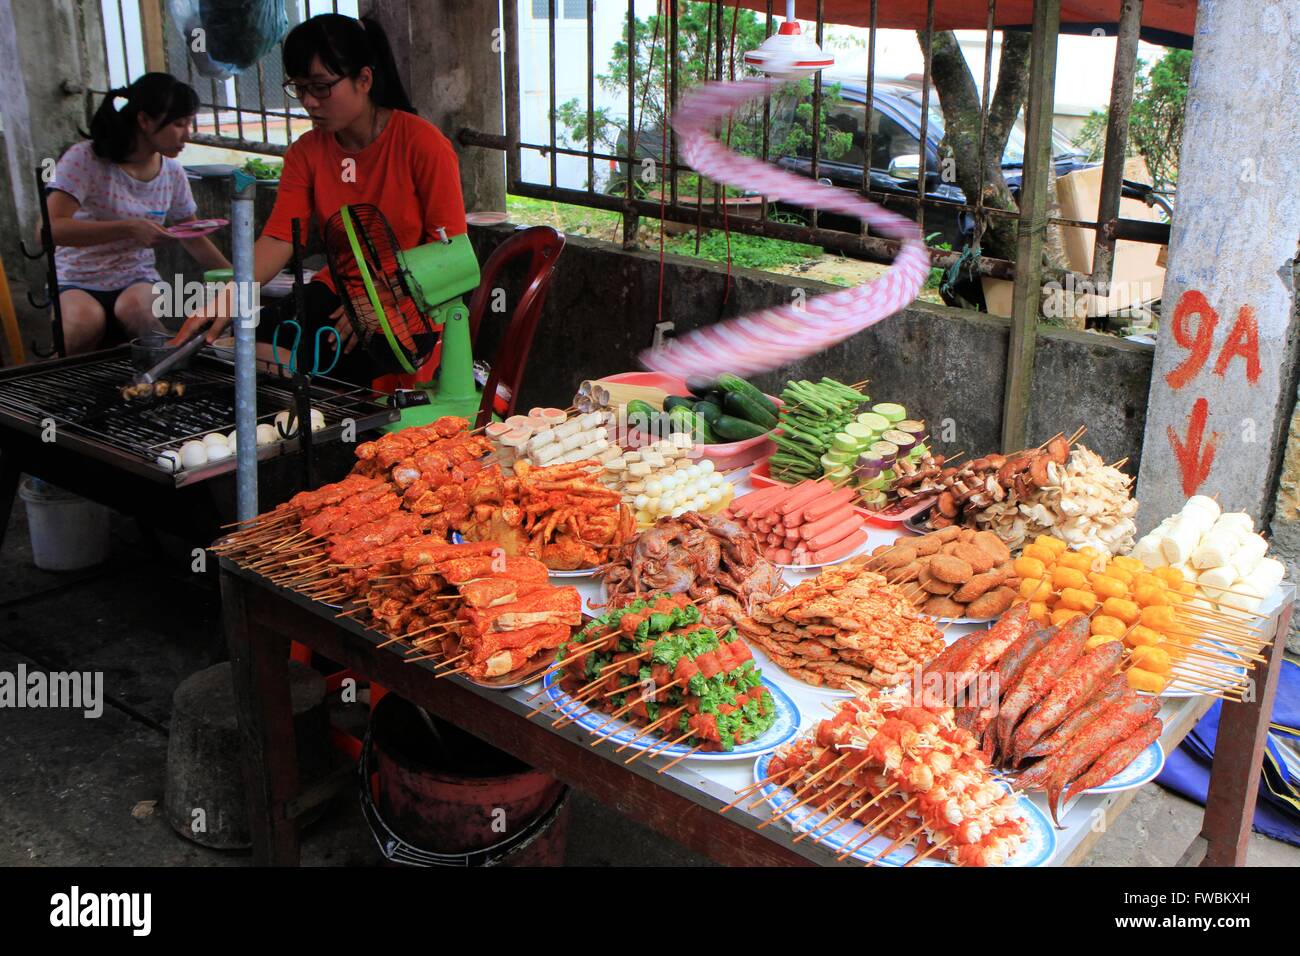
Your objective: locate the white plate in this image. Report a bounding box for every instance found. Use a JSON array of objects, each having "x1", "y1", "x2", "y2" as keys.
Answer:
[
  {"x1": 745, "y1": 644, "x2": 855, "y2": 698},
  {"x1": 1153, "y1": 640, "x2": 1250, "y2": 699},
  {"x1": 543, "y1": 670, "x2": 800, "y2": 760},
  {"x1": 752, "y1": 752, "x2": 1058, "y2": 867}
]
